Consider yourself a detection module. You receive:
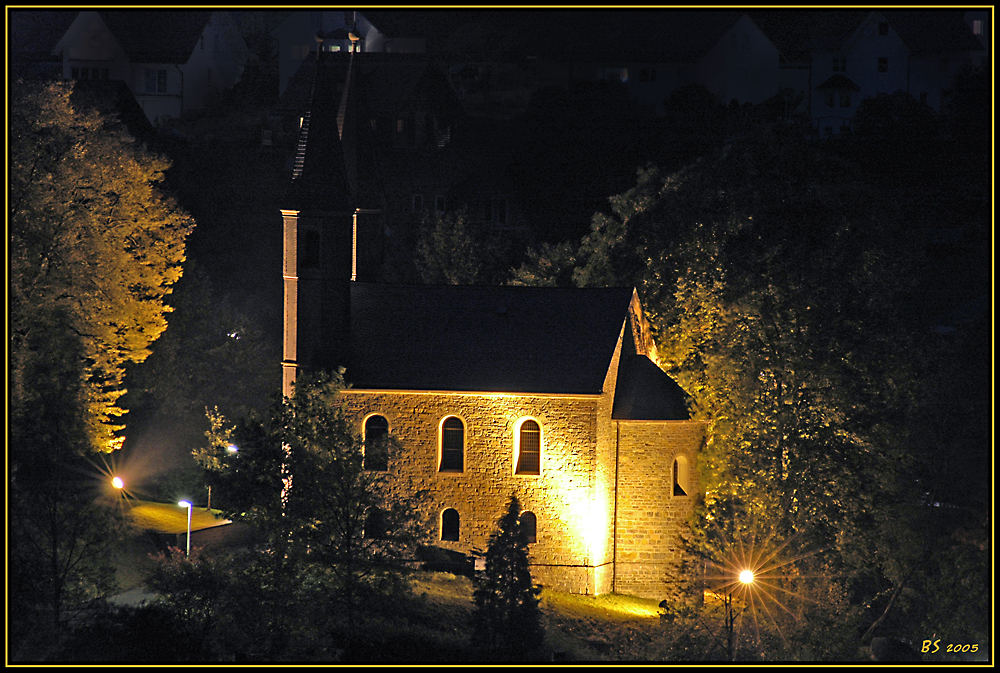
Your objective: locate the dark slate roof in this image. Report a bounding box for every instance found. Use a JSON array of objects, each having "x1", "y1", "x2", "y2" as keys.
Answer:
[
  {"x1": 98, "y1": 10, "x2": 211, "y2": 63},
  {"x1": 612, "y1": 337, "x2": 690, "y2": 421},
  {"x1": 9, "y1": 9, "x2": 77, "y2": 59},
  {"x1": 282, "y1": 54, "x2": 354, "y2": 212},
  {"x1": 345, "y1": 283, "x2": 634, "y2": 394},
  {"x1": 884, "y1": 10, "x2": 985, "y2": 54}
]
